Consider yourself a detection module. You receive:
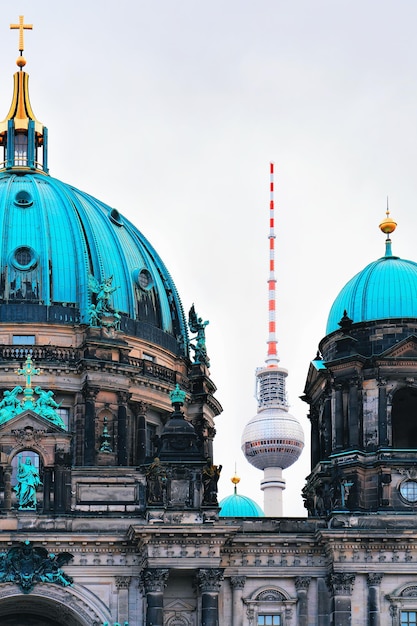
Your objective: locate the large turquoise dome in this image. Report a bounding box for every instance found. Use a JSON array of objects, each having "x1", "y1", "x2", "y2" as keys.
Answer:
[
  {"x1": 326, "y1": 240, "x2": 417, "y2": 335},
  {"x1": 0, "y1": 170, "x2": 188, "y2": 354},
  {"x1": 0, "y1": 66, "x2": 188, "y2": 356}
]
